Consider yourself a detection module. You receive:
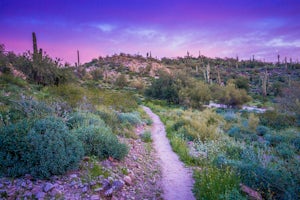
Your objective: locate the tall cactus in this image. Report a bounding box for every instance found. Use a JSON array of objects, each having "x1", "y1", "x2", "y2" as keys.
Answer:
[
  {"x1": 285, "y1": 57, "x2": 287, "y2": 69},
  {"x1": 206, "y1": 63, "x2": 210, "y2": 84},
  {"x1": 77, "y1": 50, "x2": 80, "y2": 67},
  {"x1": 32, "y1": 32, "x2": 38, "y2": 62},
  {"x1": 277, "y1": 54, "x2": 280, "y2": 65},
  {"x1": 262, "y1": 70, "x2": 268, "y2": 96}
]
